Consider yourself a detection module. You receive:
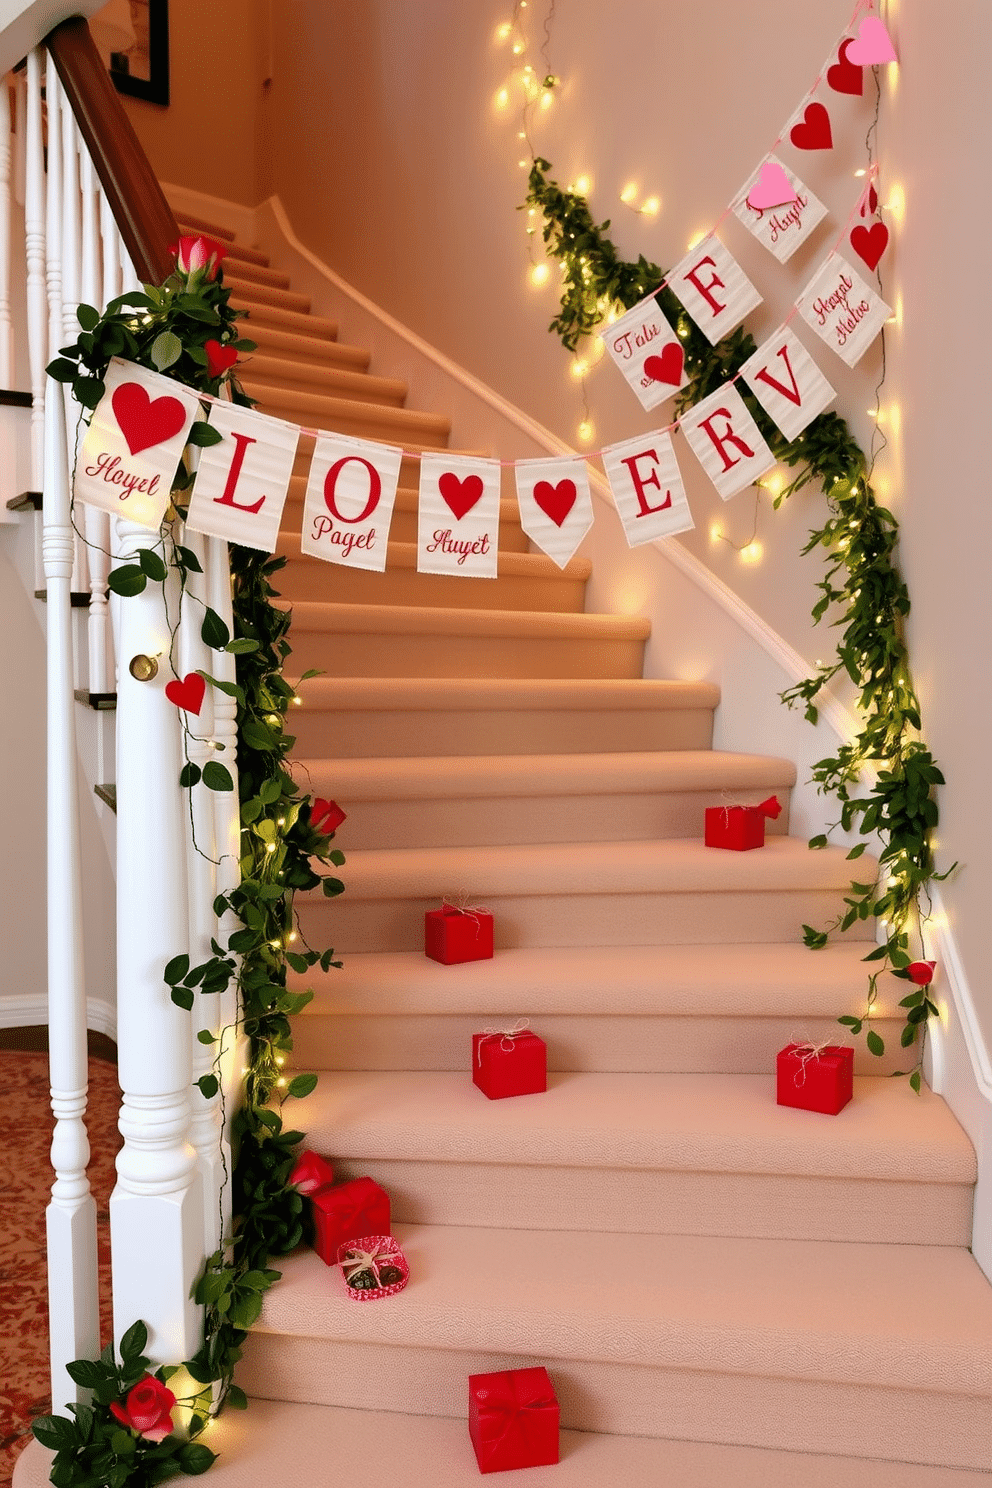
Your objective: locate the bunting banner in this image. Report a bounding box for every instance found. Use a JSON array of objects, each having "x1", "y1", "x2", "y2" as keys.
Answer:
[
  {"x1": 185, "y1": 399, "x2": 299, "y2": 550},
  {"x1": 680, "y1": 384, "x2": 776, "y2": 501},
  {"x1": 794, "y1": 250, "x2": 892, "y2": 368},
  {"x1": 417, "y1": 452, "x2": 501, "y2": 577},
  {"x1": 601, "y1": 297, "x2": 686, "y2": 411},
  {"x1": 514, "y1": 456, "x2": 594, "y2": 569},
  {"x1": 731, "y1": 154, "x2": 828, "y2": 263},
  {"x1": 75, "y1": 358, "x2": 201, "y2": 530},
  {"x1": 668, "y1": 236, "x2": 763, "y2": 346},
  {"x1": 739, "y1": 326, "x2": 836, "y2": 442},
  {"x1": 601, "y1": 431, "x2": 694, "y2": 546},
  {"x1": 301, "y1": 432, "x2": 403, "y2": 572}
]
